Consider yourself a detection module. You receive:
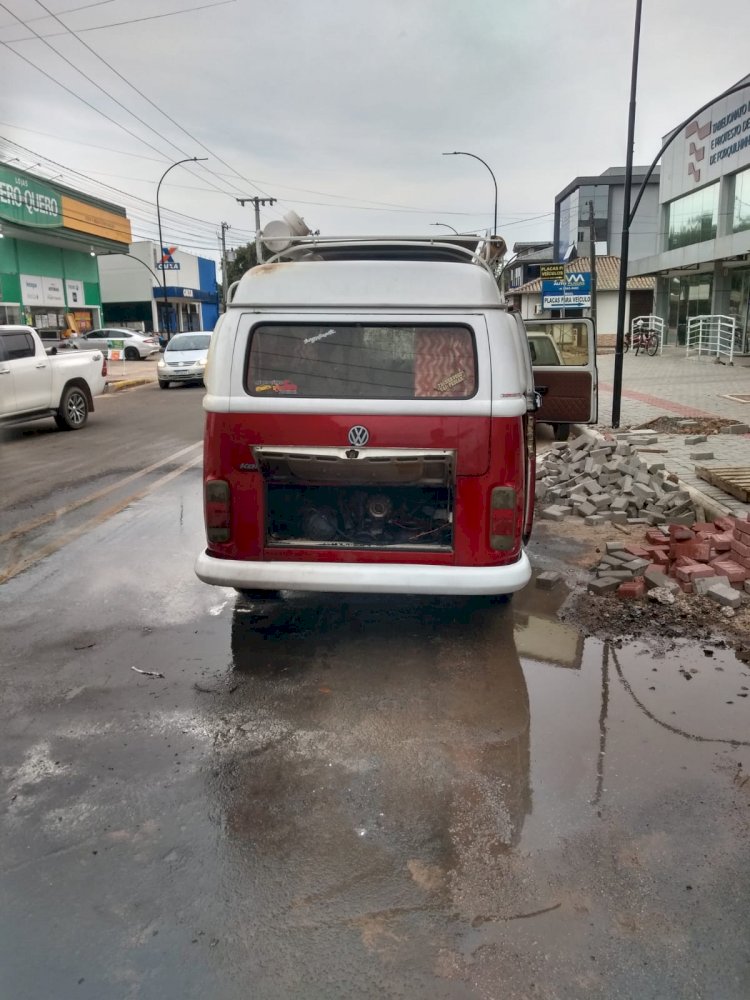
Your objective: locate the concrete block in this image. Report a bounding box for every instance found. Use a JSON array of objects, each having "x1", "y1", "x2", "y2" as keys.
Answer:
[
  {"x1": 627, "y1": 517, "x2": 649, "y2": 525},
  {"x1": 706, "y1": 583, "x2": 742, "y2": 608},
  {"x1": 610, "y1": 511, "x2": 629, "y2": 525},
  {"x1": 632, "y1": 483, "x2": 656, "y2": 503},
  {"x1": 615, "y1": 441, "x2": 632, "y2": 456},
  {"x1": 647, "y1": 461, "x2": 666, "y2": 473},
  {"x1": 624, "y1": 557, "x2": 651, "y2": 573},
  {"x1": 621, "y1": 475, "x2": 634, "y2": 493},
  {"x1": 634, "y1": 471, "x2": 652, "y2": 487},
  {"x1": 576, "y1": 501, "x2": 596, "y2": 518},
  {"x1": 591, "y1": 494, "x2": 612, "y2": 510},
  {"x1": 661, "y1": 480, "x2": 680, "y2": 492},
  {"x1": 541, "y1": 505, "x2": 567, "y2": 521},
  {"x1": 536, "y1": 571, "x2": 562, "y2": 589},
  {"x1": 690, "y1": 451, "x2": 715, "y2": 461},
  {"x1": 610, "y1": 497, "x2": 630, "y2": 512},
  {"x1": 684, "y1": 435, "x2": 707, "y2": 445},
  {"x1": 719, "y1": 423, "x2": 750, "y2": 434},
  {"x1": 605, "y1": 542, "x2": 629, "y2": 554},
  {"x1": 696, "y1": 575, "x2": 729, "y2": 596},
  {"x1": 579, "y1": 477, "x2": 600, "y2": 495},
  {"x1": 584, "y1": 514, "x2": 607, "y2": 526},
  {"x1": 588, "y1": 577, "x2": 620, "y2": 595},
  {"x1": 644, "y1": 569, "x2": 679, "y2": 592}
]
